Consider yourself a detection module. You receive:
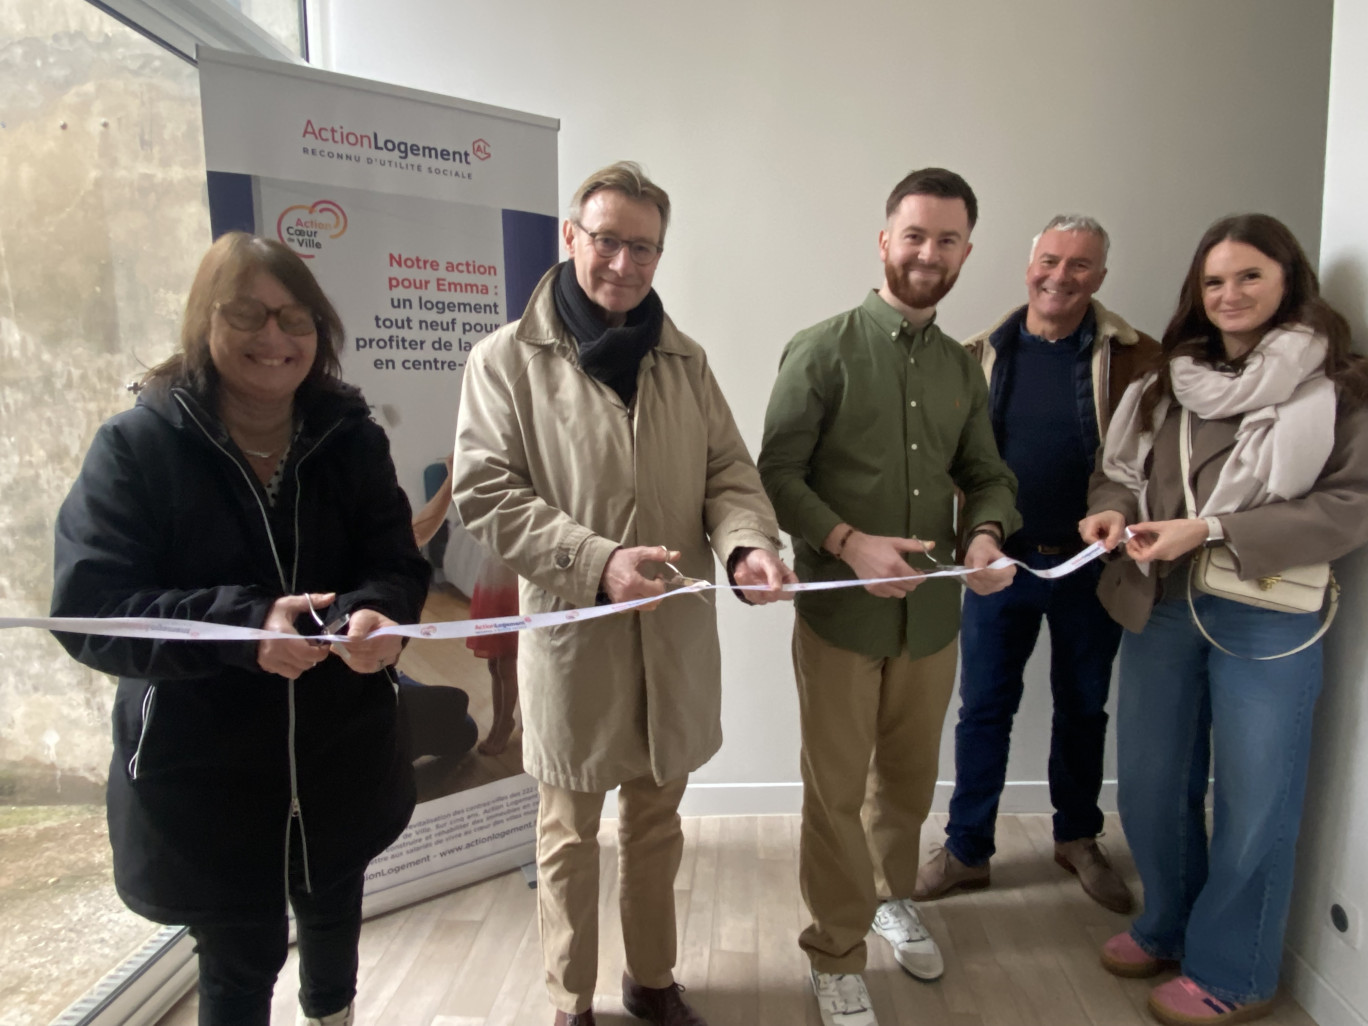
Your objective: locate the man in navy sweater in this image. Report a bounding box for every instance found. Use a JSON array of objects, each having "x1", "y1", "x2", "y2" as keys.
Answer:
[{"x1": 914, "y1": 215, "x2": 1158, "y2": 912}]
